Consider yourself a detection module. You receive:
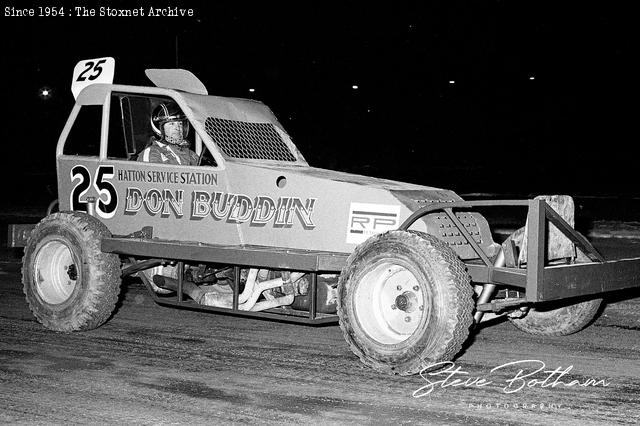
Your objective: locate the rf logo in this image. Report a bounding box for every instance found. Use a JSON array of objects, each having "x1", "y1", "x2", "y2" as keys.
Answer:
[{"x1": 346, "y1": 202, "x2": 400, "y2": 244}]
